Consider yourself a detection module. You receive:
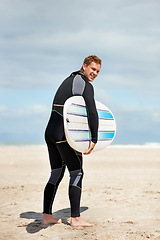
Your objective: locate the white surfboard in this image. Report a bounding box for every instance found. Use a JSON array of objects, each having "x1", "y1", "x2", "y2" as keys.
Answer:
[{"x1": 63, "y1": 96, "x2": 116, "y2": 153}]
